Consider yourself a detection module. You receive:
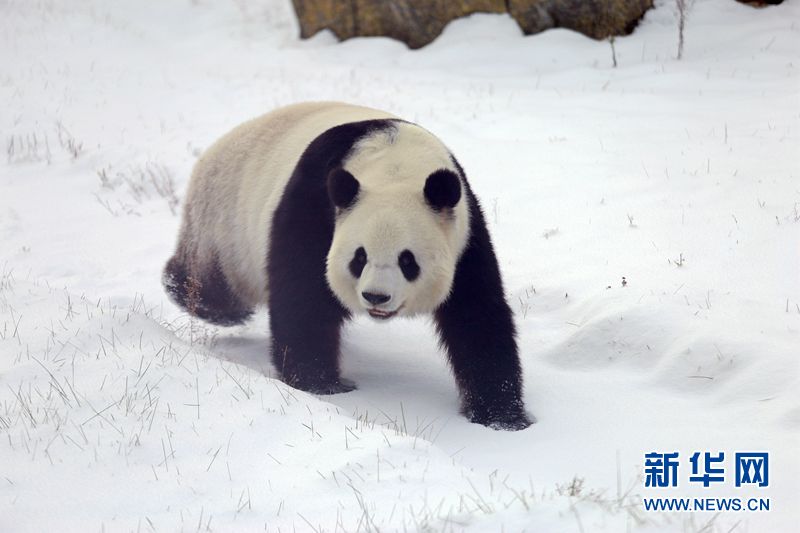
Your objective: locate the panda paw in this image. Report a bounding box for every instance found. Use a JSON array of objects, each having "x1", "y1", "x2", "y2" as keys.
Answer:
[
  {"x1": 466, "y1": 407, "x2": 533, "y2": 431},
  {"x1": 282, "y1": 370, "x2": 357, "y2": 395},
  {"x1": 483, "y1": 414, "x2": 533, "y2": 431},
  {"x1": 308, "y1": 377, "x2": 357, "y2": 395}
]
